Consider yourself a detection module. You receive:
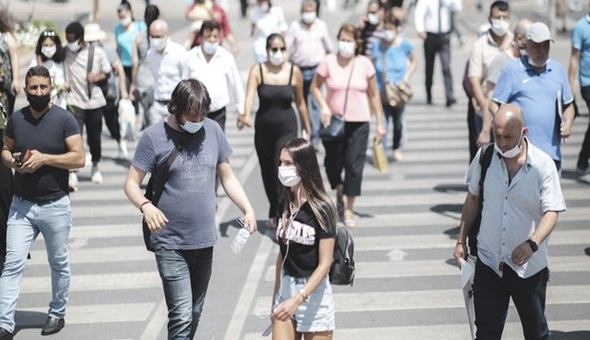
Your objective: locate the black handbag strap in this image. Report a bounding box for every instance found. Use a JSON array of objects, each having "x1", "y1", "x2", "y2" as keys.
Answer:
[
  {"x1": 341, "y1": 58, "x2": 356, "y2": 118},
  {"x1": 150, "y1": 135, "x2": 191, "y2": 206}
]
